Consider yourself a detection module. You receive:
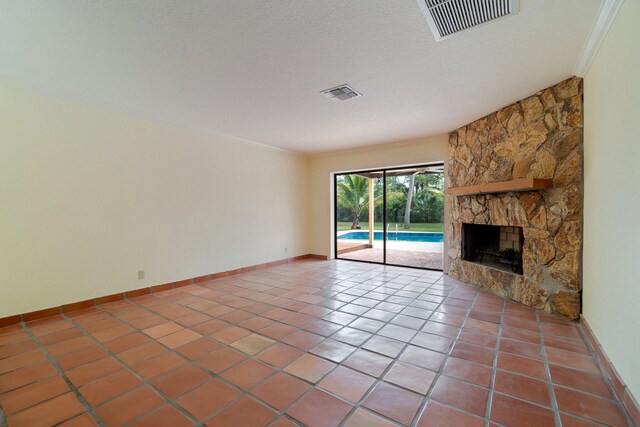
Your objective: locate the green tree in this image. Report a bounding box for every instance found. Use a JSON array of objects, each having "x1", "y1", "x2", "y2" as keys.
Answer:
[
  {"x1": 403, "y1": 174, "x2": 416, "y2": 229},
  {"x1": 403, "y1": 172, "x2": 444, "y2": 228},
  {"x1": 413, "y1": 187, "x2": 444, "y2": 222},
  {"x1": 337, "y1": 175, "x2": 370, "y2": 229},
  {"x1": 385, "y1": 190, "x2": 406, "y2": 223},
  {"x1": 382, "y1": 176, "x2": 407, "y2": 223}
]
